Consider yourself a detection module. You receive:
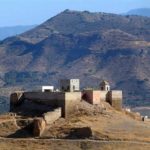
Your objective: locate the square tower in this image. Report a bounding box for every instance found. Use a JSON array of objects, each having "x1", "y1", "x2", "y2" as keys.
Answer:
[
  {"x1": 100, "y1": 80, "x2": 110, "y2": 91},
  {"x1": 60, "y1": 79, "x2": 80, "y2": 92}
]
